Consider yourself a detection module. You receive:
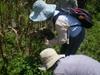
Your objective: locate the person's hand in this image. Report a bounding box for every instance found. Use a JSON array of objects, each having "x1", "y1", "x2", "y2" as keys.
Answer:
[{"x1": 44, "y1": 38, "x2": 50, "y2": 46}]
